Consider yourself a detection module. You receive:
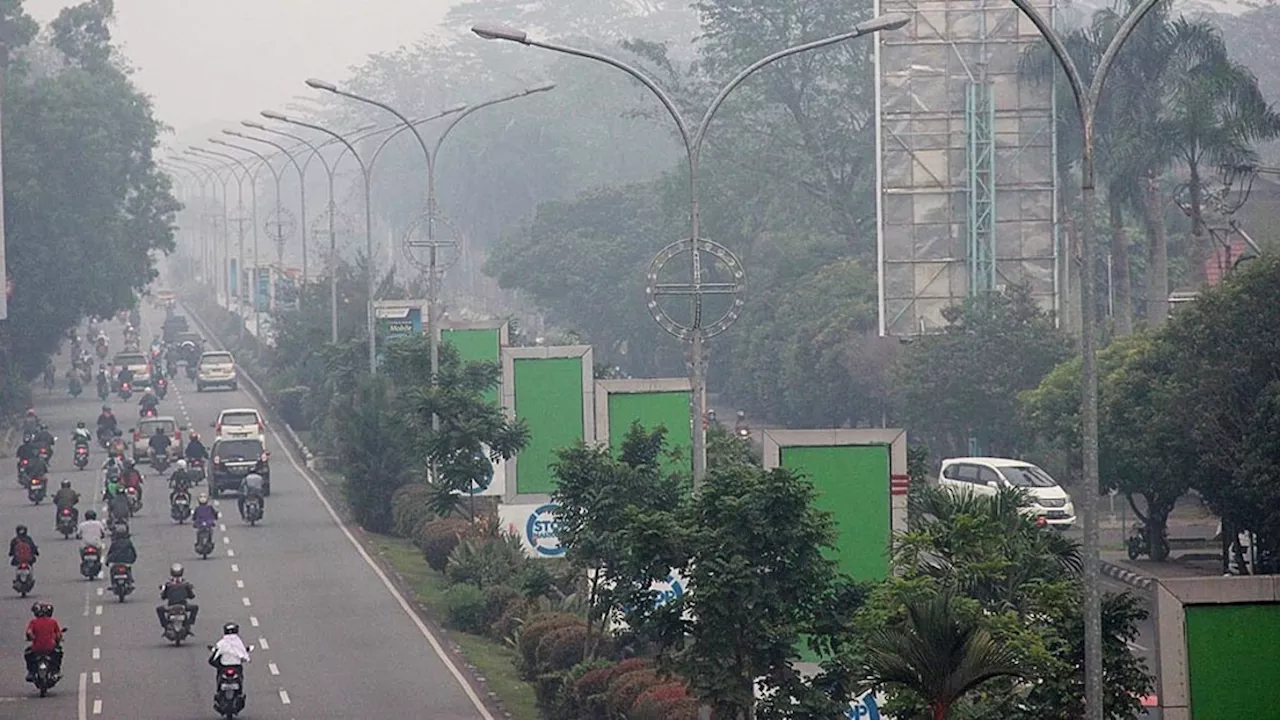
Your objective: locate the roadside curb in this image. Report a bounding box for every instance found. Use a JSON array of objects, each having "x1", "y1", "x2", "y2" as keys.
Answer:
[
  {"x1": 1101, "y1": 559, "x2": 1154, "y2": 591},
  {"x1": 183, "y1": 297, "x2": 512, "y2": 720}
]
